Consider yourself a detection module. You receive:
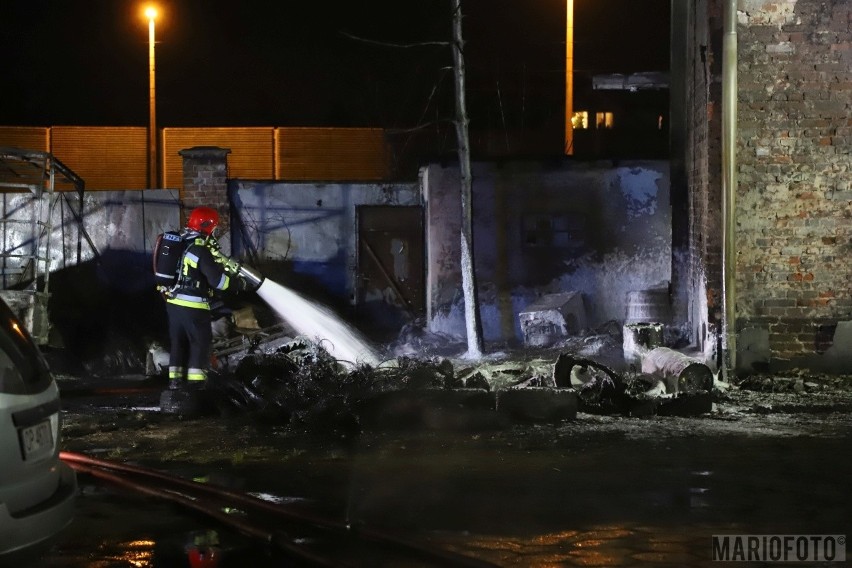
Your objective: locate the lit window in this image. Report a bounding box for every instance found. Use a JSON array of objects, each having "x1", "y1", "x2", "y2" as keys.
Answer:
[
  {"x1": 571, "y1": 111, "x2": 588, "y2": 130},
  {"x1": 595, "y1": 112, "x2": 614, "y2": 129}
]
